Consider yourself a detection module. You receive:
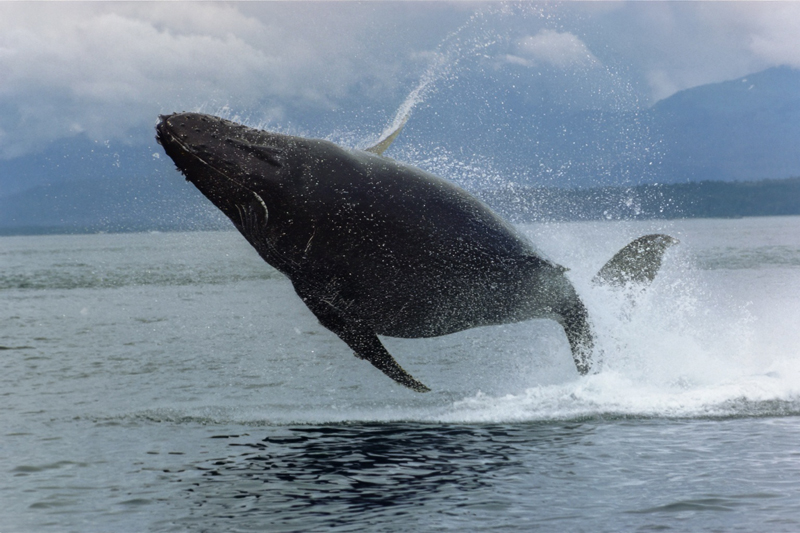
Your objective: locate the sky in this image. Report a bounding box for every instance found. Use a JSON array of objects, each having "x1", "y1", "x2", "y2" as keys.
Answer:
[{"x1": 1, "y1": 1, "x2": 800, "y2": 162}]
